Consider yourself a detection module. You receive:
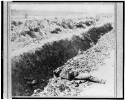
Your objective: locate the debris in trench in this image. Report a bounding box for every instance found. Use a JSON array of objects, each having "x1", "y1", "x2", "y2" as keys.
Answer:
[{"x1": 32, "y1": 29, "x2": 114, "y2": 97}]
